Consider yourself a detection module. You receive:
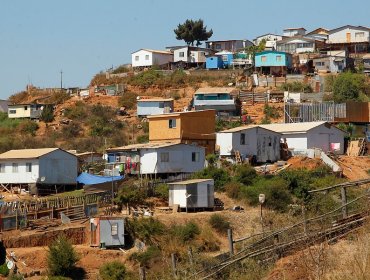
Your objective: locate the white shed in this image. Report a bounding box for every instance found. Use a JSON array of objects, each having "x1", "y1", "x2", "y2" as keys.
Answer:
[
  {"x1": 131, "y1": 49, "x2": 173, "y2": 68},
  {"x1": 168, "y1": 179, "x2": 214, "y2": 209},
  {"x1": 0, "y1": 148, "x2": 78, "y2": 194},
  {"x1": 216, "y1": 125, "x2": 281, "y2": 163},
  {"x1": 105, "y1": 142, "x2": 205, "y2": 175},
  {"x1": 260, "y1": 122, "x2": 347, "y2": 154},
  {"x1": 137, "y1": 98, "x2": 174, "y2": 117}
]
